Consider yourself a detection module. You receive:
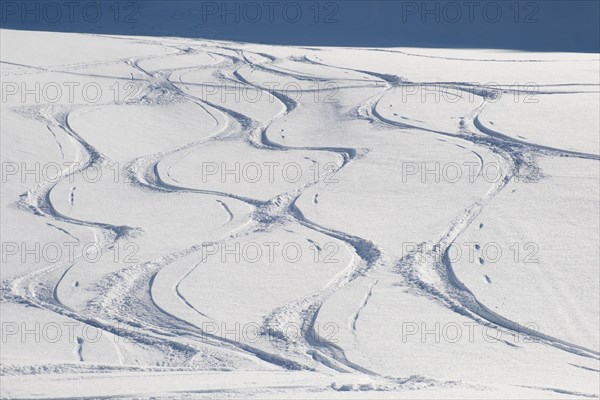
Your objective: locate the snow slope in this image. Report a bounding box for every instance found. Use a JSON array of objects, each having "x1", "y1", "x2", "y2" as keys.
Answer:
[{"x1": 1, "y1": 29, "x2": 599, "y2": 399}]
